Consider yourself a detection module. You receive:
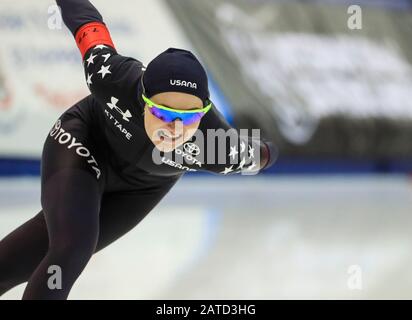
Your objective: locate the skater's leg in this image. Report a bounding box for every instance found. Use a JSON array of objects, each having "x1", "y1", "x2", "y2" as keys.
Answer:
[
  {"x1": 22, "y1": 169, "x2": 101, "y2": 300},
  {"x1": 0, "y1": 211, "x2": 48, "y2": 296},
  {"x1": 21, "y1": 115, "x2": 106, "y2": 300}
]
